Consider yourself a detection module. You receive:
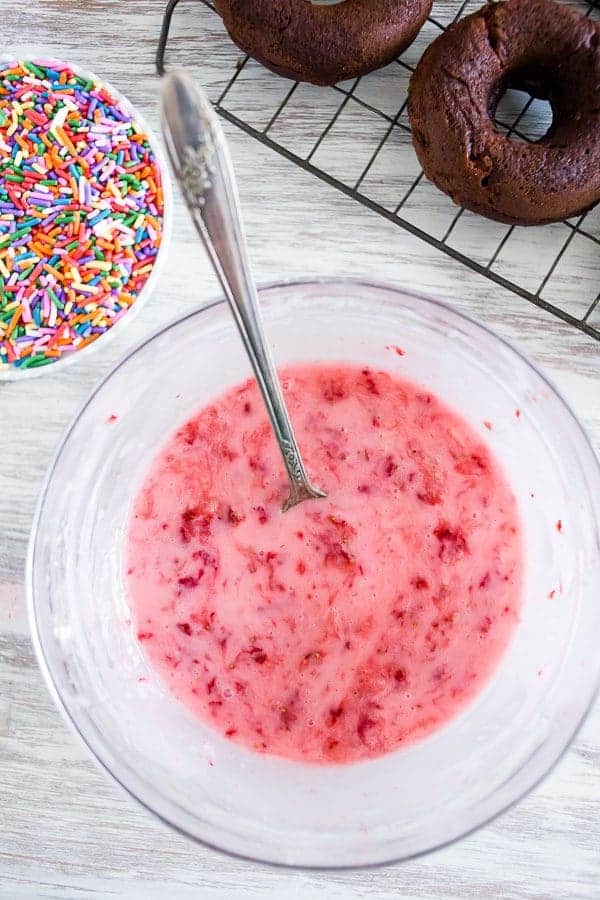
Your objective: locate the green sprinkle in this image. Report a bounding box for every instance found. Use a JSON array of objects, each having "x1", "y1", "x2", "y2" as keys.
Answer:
[
  {"x1": 47, "y1": 287, "x2": 64, "y2": 309},
  {"x1": 0, "y1": 226, "x2": 30, "y2": 246},
  {"x1": 22, "y1": 355, "x2": 56, "y2": 369},
  {"x1": 18, "y1": 265, "x2": 34, "y2": 282},
  {"x1": 23, "y1": 61, "x2": 46, "y2": 79}
]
